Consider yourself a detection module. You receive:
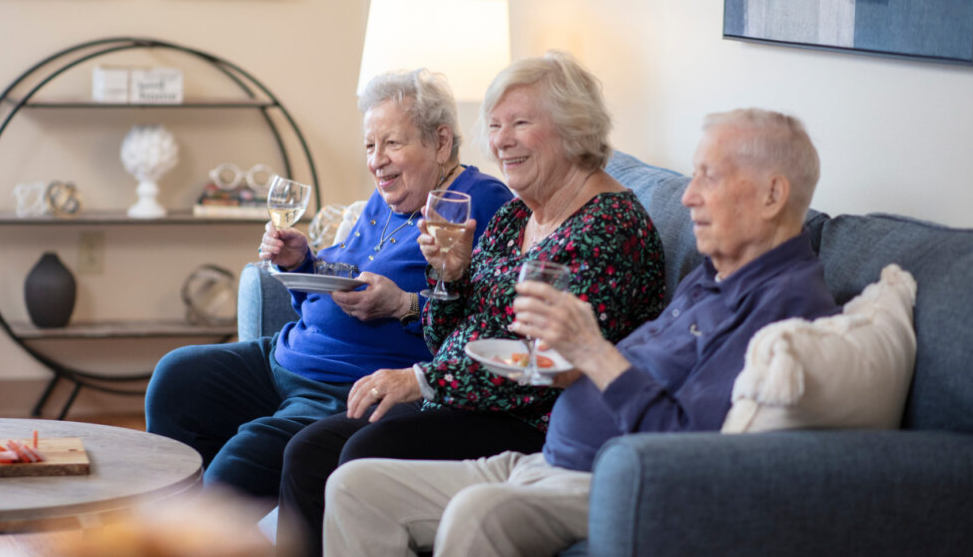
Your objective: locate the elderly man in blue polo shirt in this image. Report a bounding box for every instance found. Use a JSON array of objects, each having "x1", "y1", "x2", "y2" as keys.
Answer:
[{"x1": 321, "y1": 108, "x2": 839, "y2": 557}]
